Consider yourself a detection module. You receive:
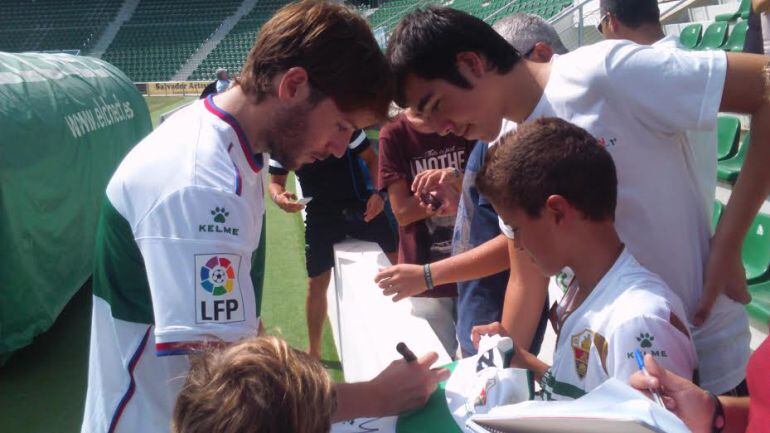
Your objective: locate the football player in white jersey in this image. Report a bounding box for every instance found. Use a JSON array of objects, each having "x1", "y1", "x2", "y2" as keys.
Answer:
[
  {"x1": 80, "y1": 3, "x2": 448, "y2": 433},
  {"x1": 384, "y1": 6, "x2": 770, "y2": 395}
]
